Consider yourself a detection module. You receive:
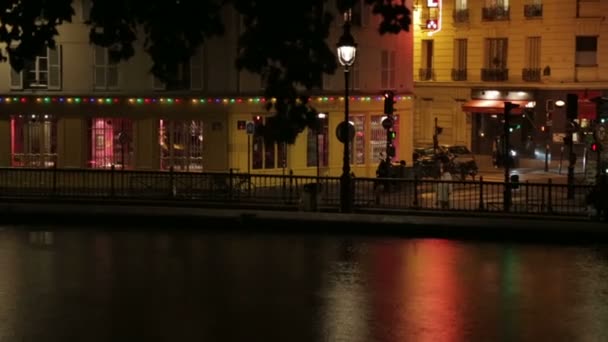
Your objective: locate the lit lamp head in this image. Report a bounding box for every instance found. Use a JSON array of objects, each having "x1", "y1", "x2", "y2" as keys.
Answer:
[
  {"x1": 336, "y1": 26, "x2": 357, "y2": 67},
  {"x1": 555, "y1": 99, "x2": 565, "y2": 108}
]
